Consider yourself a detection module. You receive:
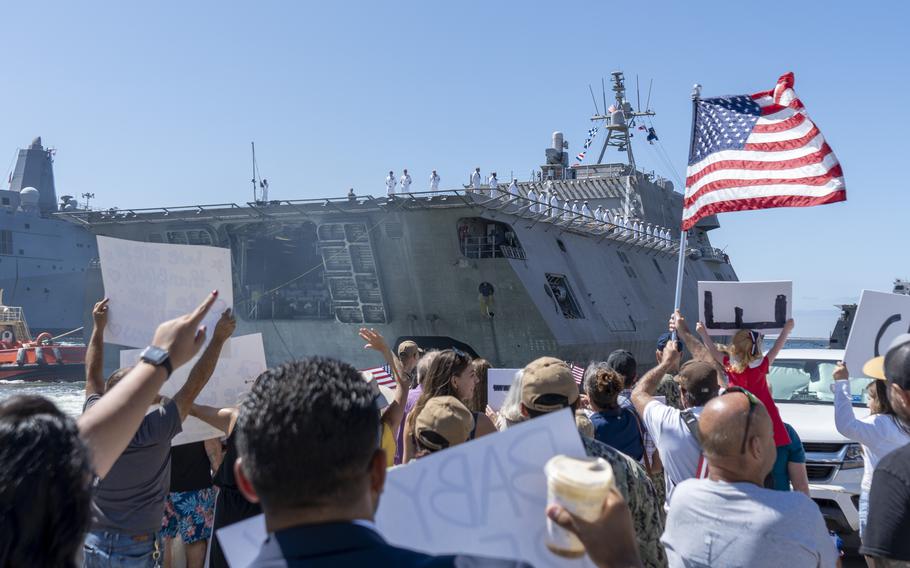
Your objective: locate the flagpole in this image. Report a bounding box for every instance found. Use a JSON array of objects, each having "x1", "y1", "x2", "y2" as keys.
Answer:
[{"x1": 671, "y1": 84, "x2": 702, "y2": 327}]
